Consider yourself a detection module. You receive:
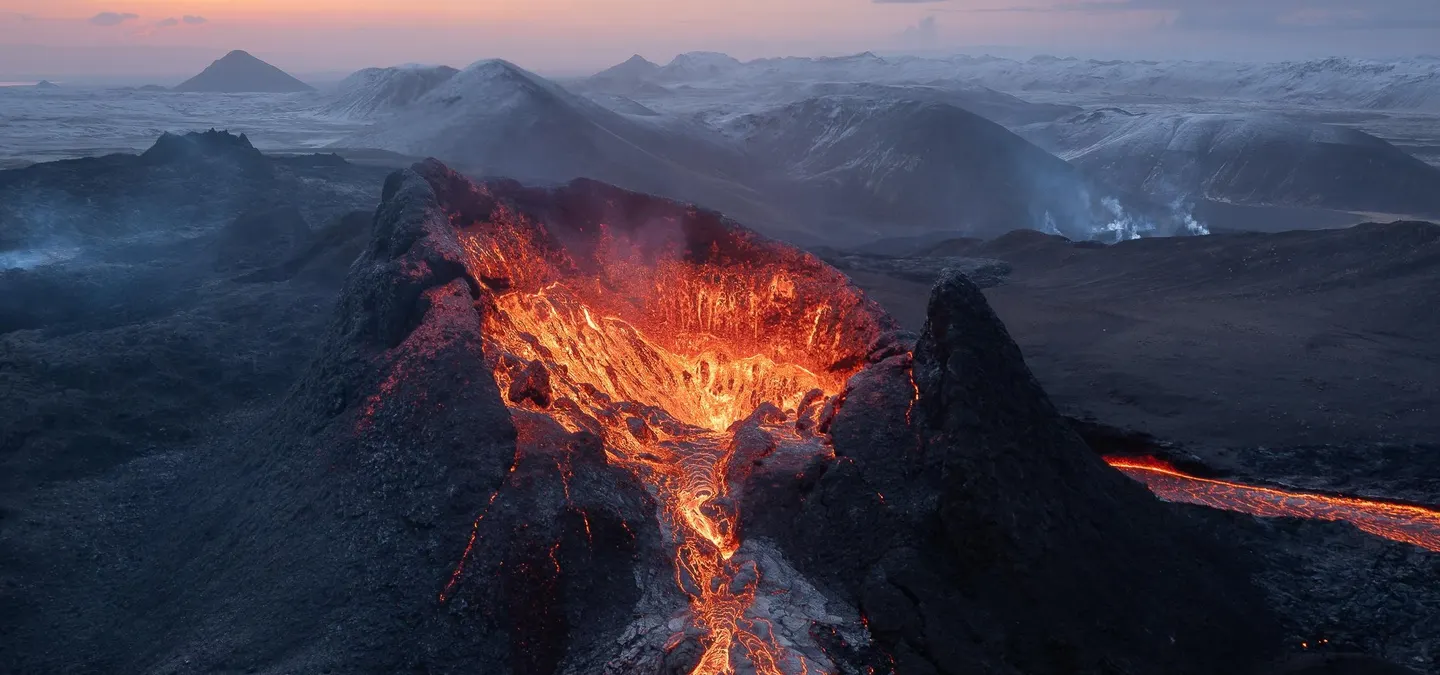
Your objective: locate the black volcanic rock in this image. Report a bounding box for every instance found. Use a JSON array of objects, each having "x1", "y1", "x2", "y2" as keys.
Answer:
[
  {"x1": 173, "y1": 49, "x2": 314, "y2": 93},
  {"x1": 0, "y1": 131, "x2": 384, "y2": 252},
  {"x1": 0, "y1": 161, "x2": 677, "y2": 674},
  {"x1": 739, "y1": 268, "x2": 1284, "y2": 674},
  {"x1": 211, "y1": 205, "x2": 311, "y2": 272},
  {"x1": 8, "y1": 159, "x2": 1424, "y2": 674},
  {"x1": 236, "y1": 209, "x2": 374, "y2": 285},
  {"x1": 141, "y1": 128, "x2": 265, "y2": 166}
]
